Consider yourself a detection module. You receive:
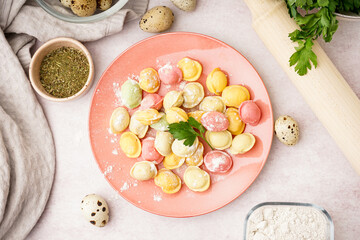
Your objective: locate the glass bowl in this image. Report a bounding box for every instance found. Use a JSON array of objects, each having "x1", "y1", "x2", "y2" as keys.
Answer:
[
  {"x1": 244, "y1": 202, "x2": 334, "y2": 240},
  {"x1": 35, "y1": 0, "x2": 129, "y2": 23}
]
